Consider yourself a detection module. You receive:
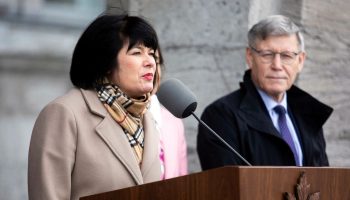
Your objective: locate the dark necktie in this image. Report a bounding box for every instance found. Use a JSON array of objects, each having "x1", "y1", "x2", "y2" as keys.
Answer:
[{"x1": 274, "y1": 105, "x2": 299, "y2": 166}]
